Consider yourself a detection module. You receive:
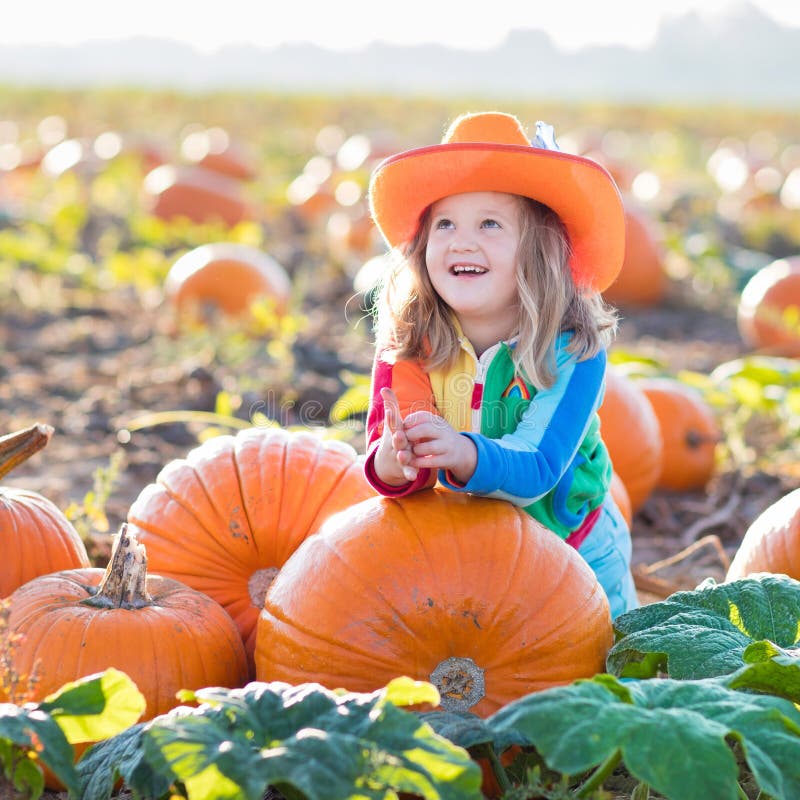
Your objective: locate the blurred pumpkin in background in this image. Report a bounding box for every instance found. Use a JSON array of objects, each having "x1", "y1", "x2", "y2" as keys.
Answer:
[
  {"x1": 726, "y1": 488, "x2": 800, "y2": 581},
  {"x1": 603, "y1": 203, "x2": 668, "y2": 308},
  {"x1": 143, "y1": 164, "x2": 255, "y2": 226},
  {"x1": 164, "y1": 242, "x2": 292, "y2": 321},
  {"x1": 598, "y1": 367, "x2": 663, "y2": 512},
  {"x1": 638, "y1": 377, "x2": 721, "y2": 491},
  {"x1": 180, "y1": 125, "x2": 257, "y2": 182},
  {"x1": 737, "y1": 255, "x2": 800, "y2": 356}
]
